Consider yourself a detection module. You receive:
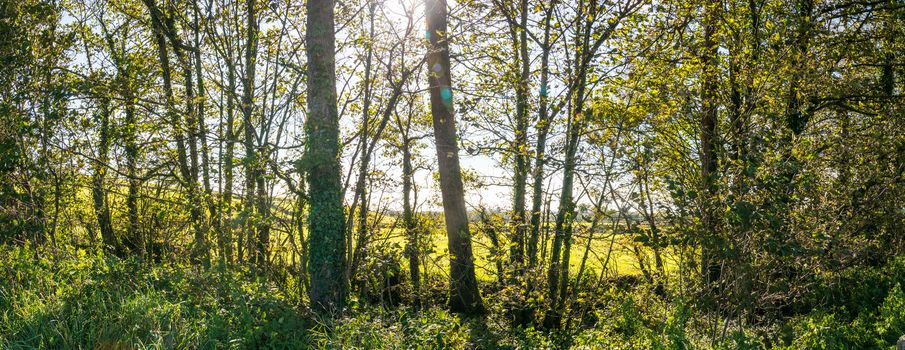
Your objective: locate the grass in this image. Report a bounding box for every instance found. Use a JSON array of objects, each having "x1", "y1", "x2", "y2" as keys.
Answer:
[
  {"x1": 0, "y1": 246, "x2": 560, "y2": 349},
  {"x1": 0, "y1": 248, "x2": 310, "y2": 349},
  {"x1": 363, "y1": 217, "x2": 678, "y2": 283},
  {"x1": 59, "y1": 186, "x2": 671, "y2": 284},
  {"x1": 0, "y1": 244, "x2": 692, "y2": 349},
  {"x1": 2, "y1": 246, "x2": 904, "y2": 349}
]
